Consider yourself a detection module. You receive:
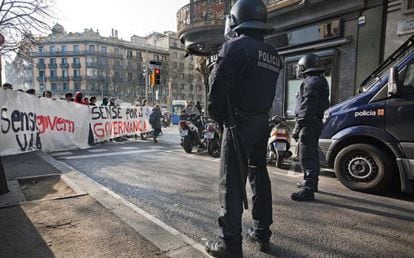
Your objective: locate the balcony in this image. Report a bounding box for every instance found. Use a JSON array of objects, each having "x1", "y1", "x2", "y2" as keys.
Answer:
[
  {"x1": 37, "y1": 76, "x2": 47, "y2": 82},
  {"x1": 49, "y1": 76, "x2": 59, "y2": 82},
  {"x1": 48, "y1": 63, "x2": 57, "y2": 69},
  {"x1": 72, "y1": 76, "x2": 82, "y2": 81},
  {"x1": 60, "y1": 63, "x2": 69, "y2": 69},
  {"x1": 86, "y1": 62, "x2": 99, "y2": 68},
  {"x1": 36, "y1": 63, "x2": 46, "y2": 69},
  {"x1": 60, "y1": 76, "x2": 70, "y2": 81},
  {"x1": 72, "y1": 63, "x2": 81, "y2": 68},
  {"x1": 177, "y1": 0, "x2": 234, "y2": 56}
]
